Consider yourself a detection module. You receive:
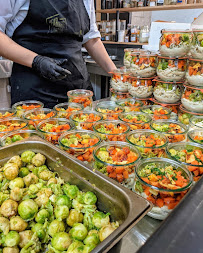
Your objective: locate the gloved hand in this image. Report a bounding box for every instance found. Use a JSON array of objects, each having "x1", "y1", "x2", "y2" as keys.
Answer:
[{"x1": 32, "y1": 55, "x2": 71, "y2": 81}]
